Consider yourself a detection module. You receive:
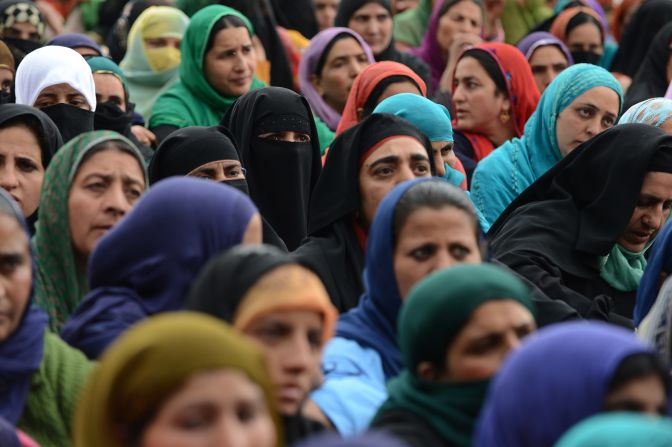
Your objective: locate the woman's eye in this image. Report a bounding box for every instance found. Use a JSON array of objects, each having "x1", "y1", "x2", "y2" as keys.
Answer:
[
  {"x1": 450, "y1": 244, "x2": 471, "y2": 260},
  {"x1": 237, "y1": 404, "x2": 258, "y2": 423},
  {"x1": 86, "y1": 182, "x2": 105, "y2": 192},
  {"x1": 126, "y1": 187, "x2": 142, "y2": 200},
  {"x1": 409, "y1": 245, "x2": 435, "y2": 261},
  {"x1": 374, "y1": 166, "x2": 394, "y2": 177},
  {"x1": 17, "y1": 160, "x2": 38, "y2": 173},
  {"x1": 296, "y1": 134, "x2": 311, "y2": 143},
  {"x1": 602, "y1": 116, "x2": 615, "y2": 127},
  {"x1": 577, "y1": 108, "x2": 592, "y2": 118},
  {"x1": 413, "y1": 163, "x2": 430, "y2": 175}
]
